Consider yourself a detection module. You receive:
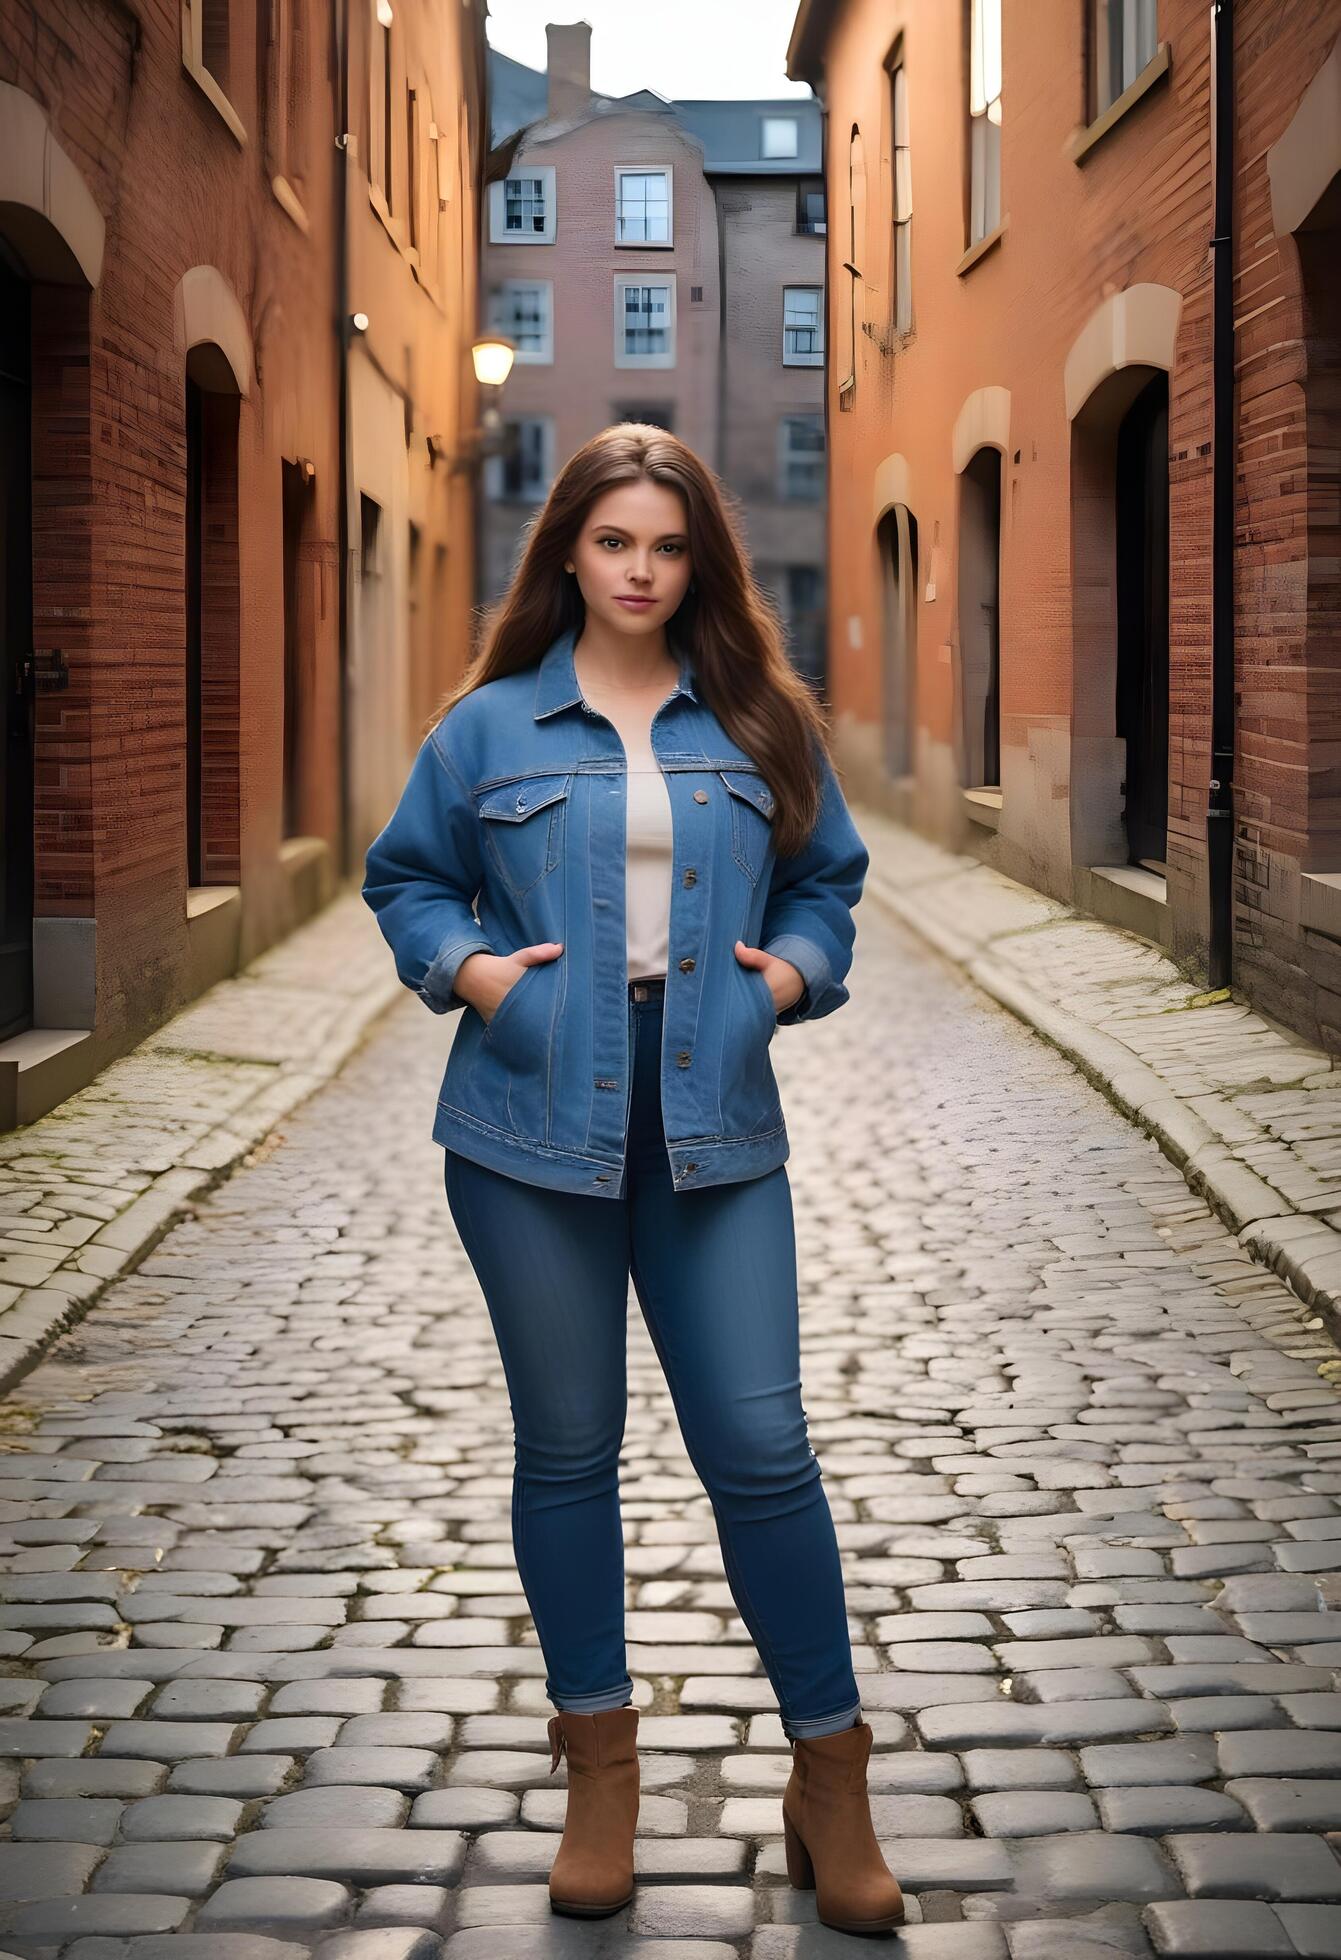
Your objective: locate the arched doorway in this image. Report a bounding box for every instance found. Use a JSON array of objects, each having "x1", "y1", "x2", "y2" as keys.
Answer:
[
  {"x1": 958, "y1": 446, "x2": 1002, "y2": 792},
  {"x1": 175, "y1": 267, "x2": 251, "y2": 892},
  {"x1": 1066, "y1": 285, "x2": 1180, "y2": 884},
  {"x1": 876, "y1": 503, "x2": 918, "y2": 780},
  {"x1": 0, "y1": 82, "x2": 105, "y2": 1046}
]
